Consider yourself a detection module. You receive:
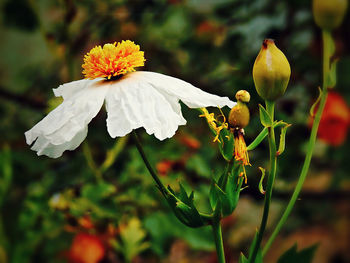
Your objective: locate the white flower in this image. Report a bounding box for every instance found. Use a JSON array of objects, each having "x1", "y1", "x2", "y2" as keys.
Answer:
[
  {"x1": 25, "y1": 41, "x2": 235, "y2": 158},
  {"x1": 25, "y1": 72, "x2": 235, "y2": 158}
]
